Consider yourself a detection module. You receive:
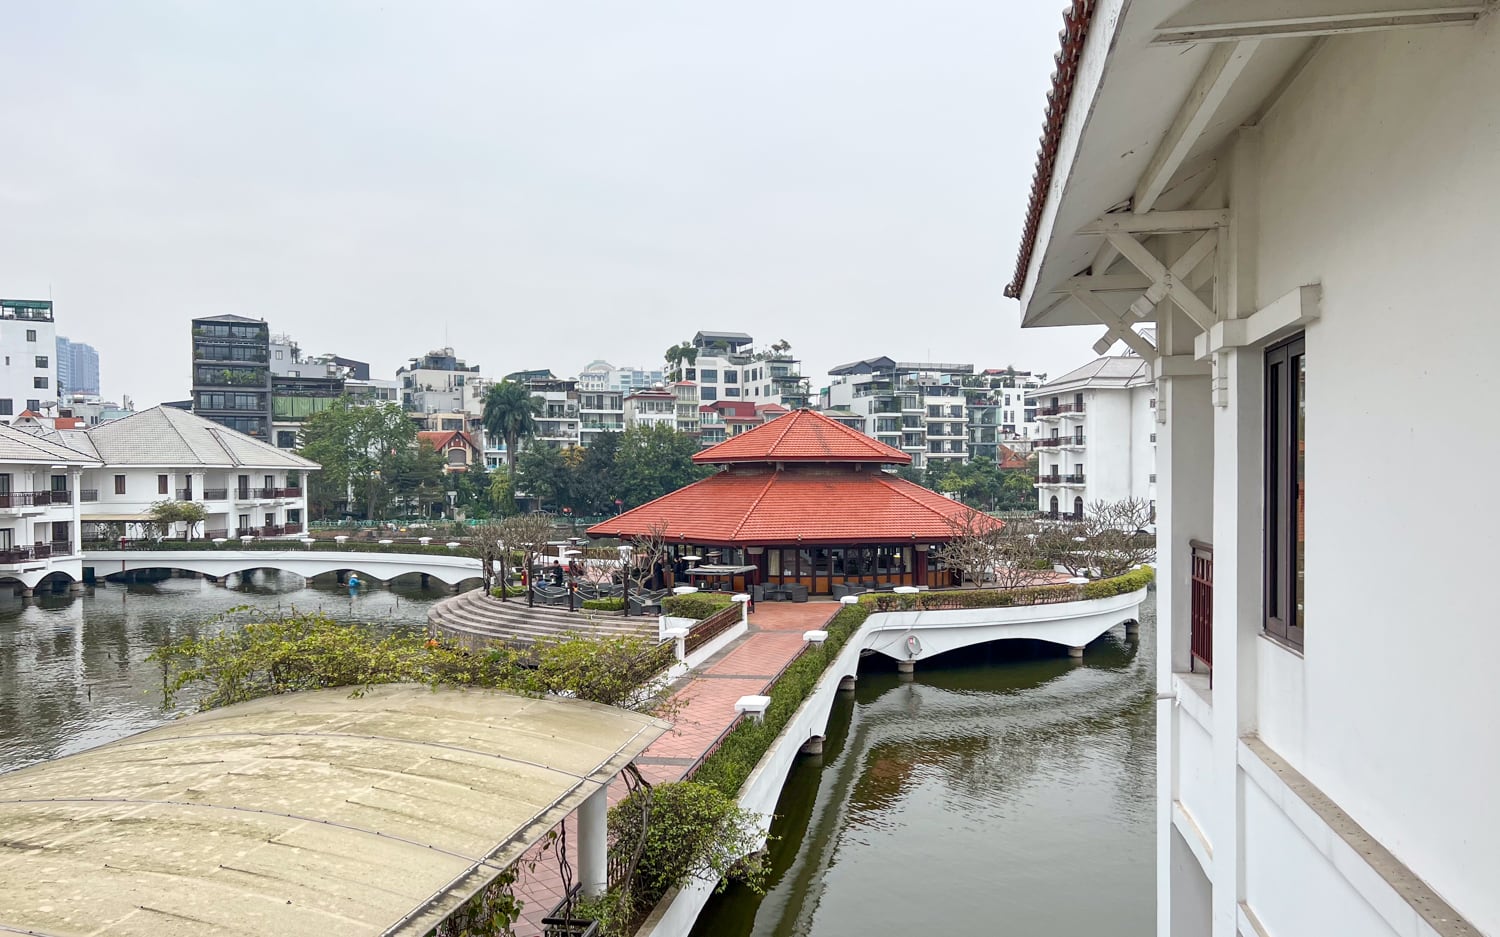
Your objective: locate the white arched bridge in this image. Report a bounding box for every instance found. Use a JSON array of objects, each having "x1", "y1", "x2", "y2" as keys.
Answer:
[{"x1": 82, "y1": 549, "x2": 489, "y2": 588}]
